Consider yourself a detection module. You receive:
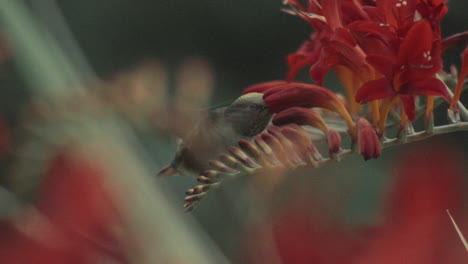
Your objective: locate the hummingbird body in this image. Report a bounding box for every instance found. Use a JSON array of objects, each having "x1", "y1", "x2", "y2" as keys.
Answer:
[{"x1": 158, "y1": 92, "x2": 272, "y2": 176}]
